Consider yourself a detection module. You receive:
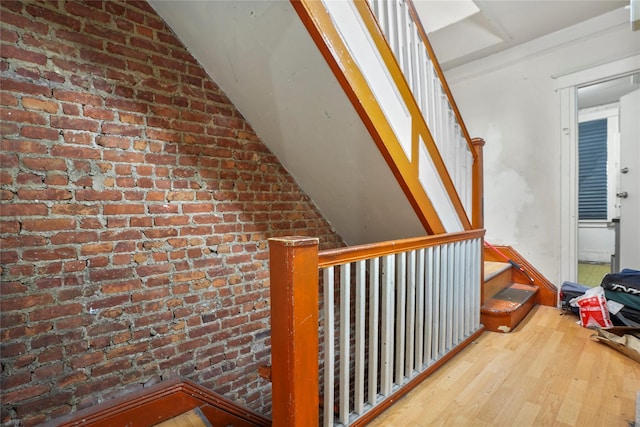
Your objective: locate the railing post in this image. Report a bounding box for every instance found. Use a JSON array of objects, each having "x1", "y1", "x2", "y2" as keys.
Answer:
[
  {"x1": 268, "y1": 236, "x2": 319, "y2": 427},
  {"x1": 471, "y1": 137, "x2": 486, "y2": 230}
]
